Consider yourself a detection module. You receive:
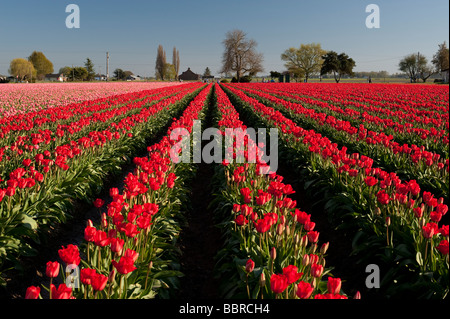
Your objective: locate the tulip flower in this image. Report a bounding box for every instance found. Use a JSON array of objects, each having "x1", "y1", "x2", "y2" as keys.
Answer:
[
  {"x1": 245, "y1": 259, "x2": 255, "y2": 273},
  {"x1": 84, "y1": 226, "x2": 97, "y2": 242},
  {"x1": 50, "y1": 283, "x2": 72, "y2": 299},
  {"x1": 94, "y1": 198, "x2": 105, "y2": 208},
  {"x1": 307, "y1": 231, "x2": 320, "y2": 243},
  {"x1": 422, "y1": 222, "x2": 439, "y2": 239},
  {"x1": 110, "y1": 237, "x2": 125, "y2": 255},
  {"x1": 58, "y1": 244, "x2": 81, "y2": 266},
  {"x1": 310, "y1": 263, "x2": 324, "y2": 278},
  {"x1": 235, "y1": 214, "x2": 248, "y2": 226},
  {"x1": 282, "y1": 265, "x2": 303, "y2": 285},
  {"x1": 93, "y1": 230, "x2": 110, "y2": 247},
  {"x1": 436, "y1": 240, "x2": 449, "y2": 255},
  {"x1": 270, "y1": 273, "x2": 288, "y2": 295},
  {"x1": 80, "y1": 268, "x2": 97, "y2": 286},
  {"x1": 25, "y1": 286, "x2": 41, "y2": 299},
  {"x1": 296, "y1": 281, "x2": 314, "y2": 299},
  {"x1": 46, "y1": 261, "x2": 60, "y2": 278},
  {"x1": 112, "y1": 256, "x2": 137, "y2": 275},
  {"x1": 91, "y1": 273, "x2": 108, "y2": 292},
  {"x1": 327, "y1": 277, "x2": 342, "y2": 294}
]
